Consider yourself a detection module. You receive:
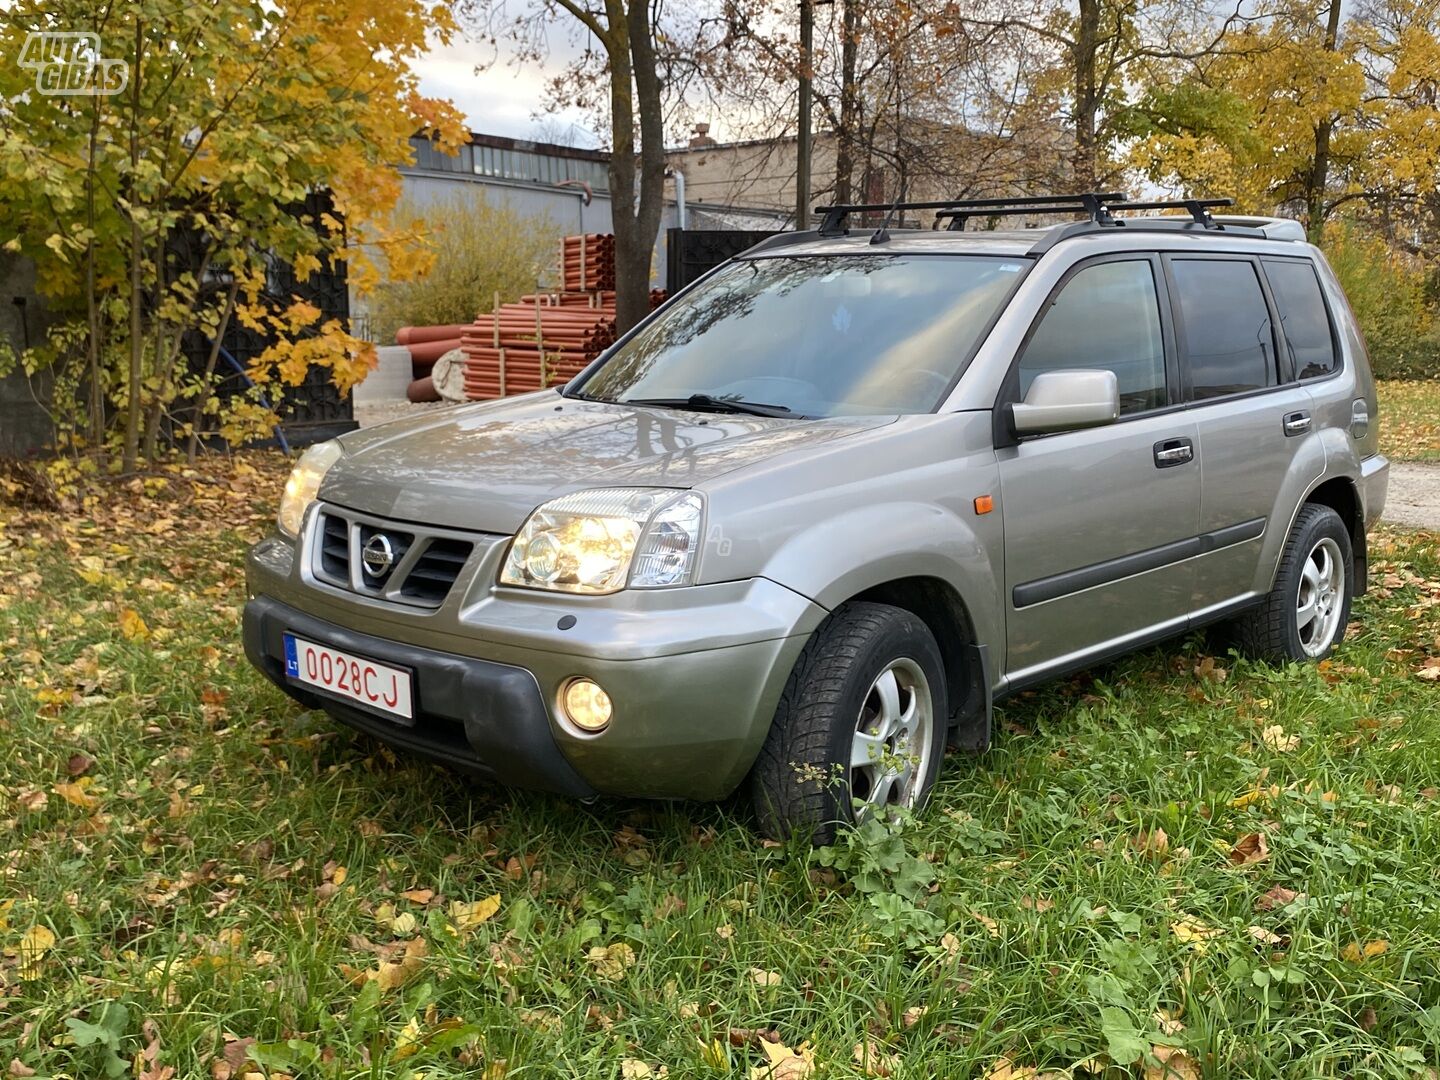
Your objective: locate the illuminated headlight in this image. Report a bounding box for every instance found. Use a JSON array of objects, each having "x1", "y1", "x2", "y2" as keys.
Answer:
[
  {"x1": 501, "y1": 488, "x2": 704, "y2": 594},
  {"x1": 276, "y1": 440, "x2": 343, "y2": 537}
]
